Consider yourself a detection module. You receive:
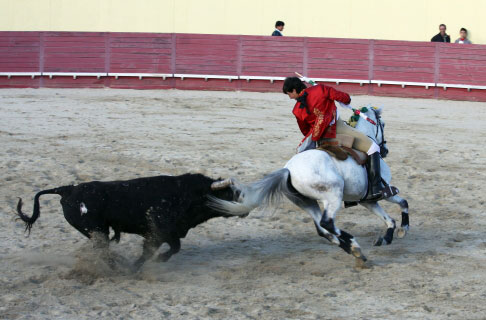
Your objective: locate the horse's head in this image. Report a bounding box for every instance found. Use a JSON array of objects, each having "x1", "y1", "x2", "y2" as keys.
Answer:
[{"x1": 353, "y1": 106, "x2": 388, "y2": 158}]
